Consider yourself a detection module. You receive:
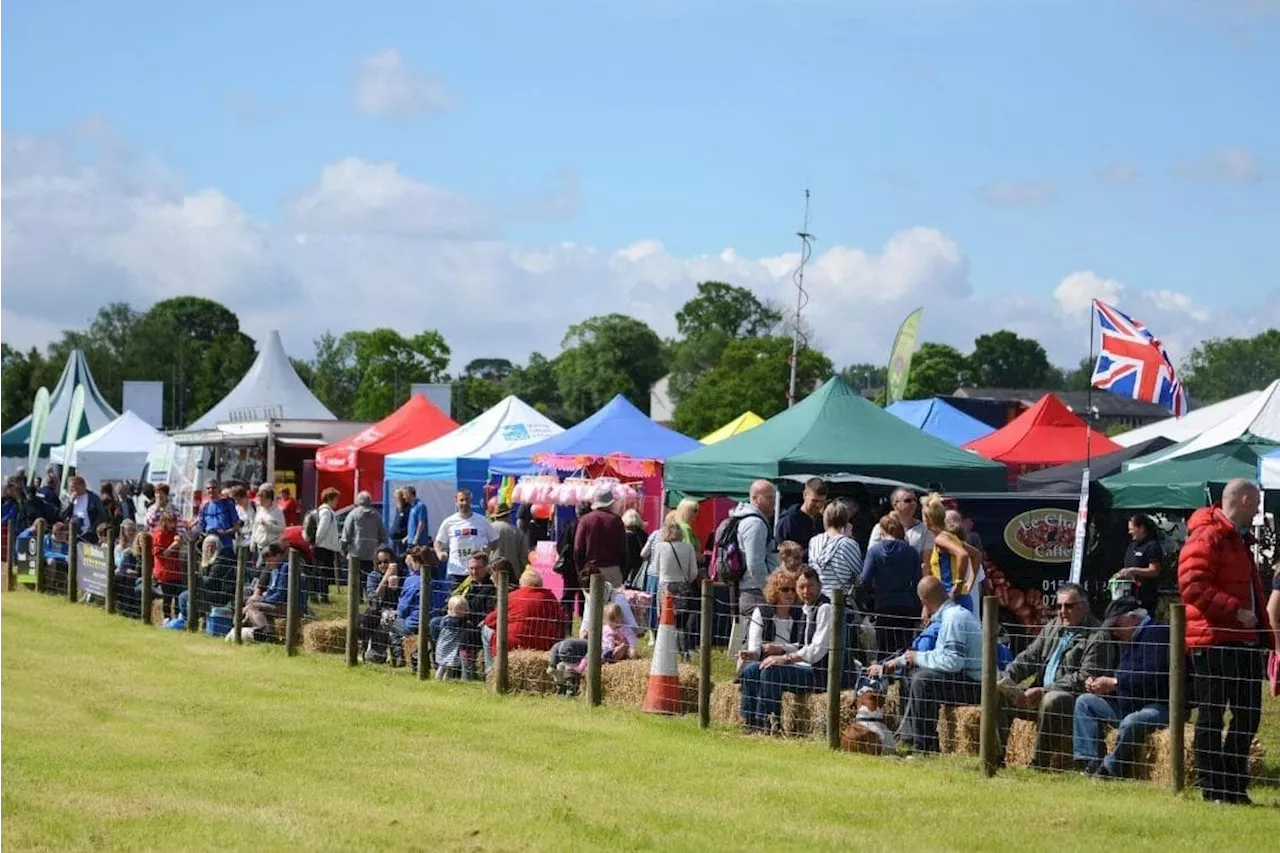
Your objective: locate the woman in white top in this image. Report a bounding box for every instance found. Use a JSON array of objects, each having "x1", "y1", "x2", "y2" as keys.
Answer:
[
  {"x1": 250, "y1": 485, "x2": 286, "y2": 561},
  {"x1": 736, "y1": 567, "x2": 833, "y2": 733},
  {"x1": 231, "y1": 485, "x2": 254, "y2": 553},
  {"x1": 650, "y1": 518, "x2": 699, "y2": 655}
]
